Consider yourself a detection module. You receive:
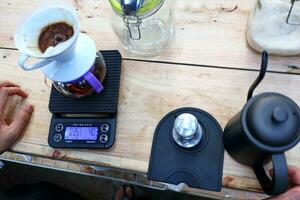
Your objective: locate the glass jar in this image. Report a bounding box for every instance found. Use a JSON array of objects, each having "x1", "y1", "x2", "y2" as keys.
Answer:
[
  {"x1": 247, "y1": 0, "x2": 300, "y2": 55},
  {"x1": 108, "y1": 0, "x2": 174, "y2": 56},
  {"x1": 53, "y1": 52, "x2": 106, "y2": 98}
]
